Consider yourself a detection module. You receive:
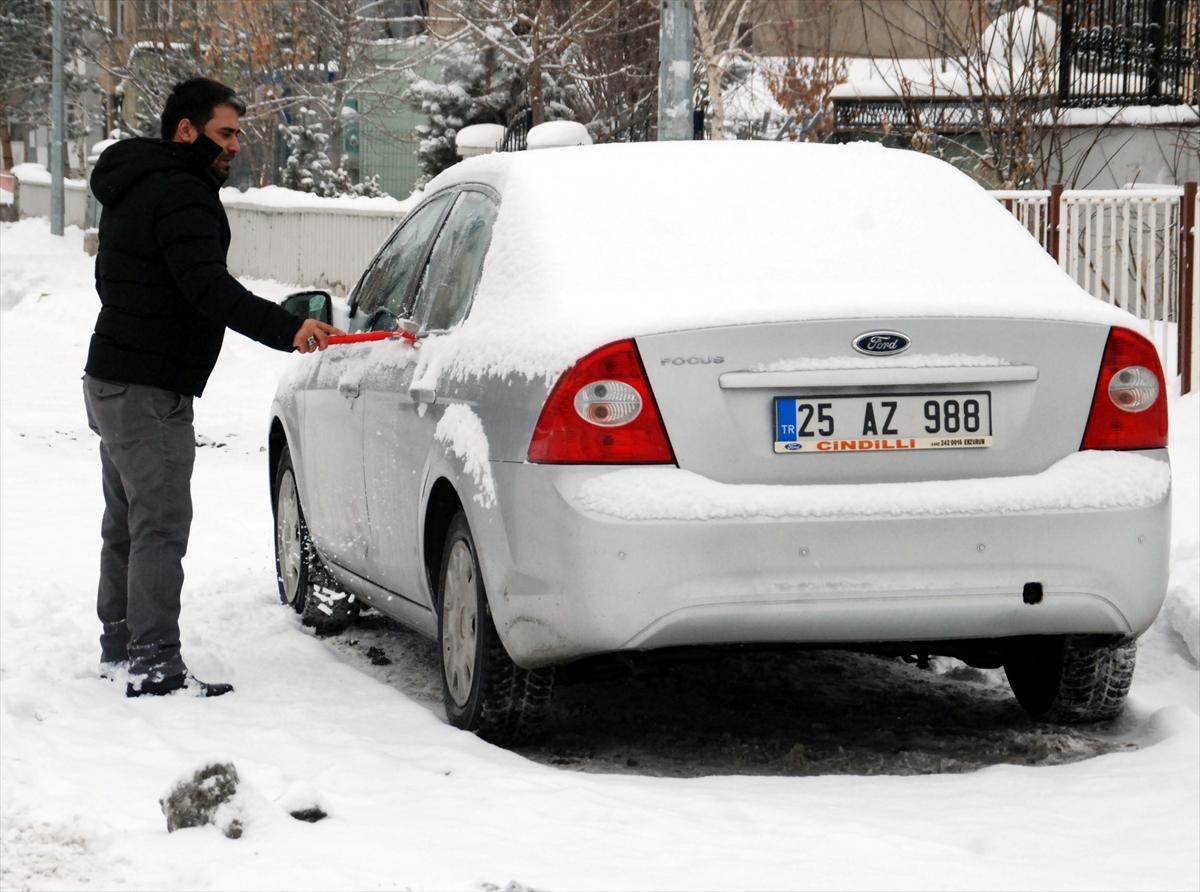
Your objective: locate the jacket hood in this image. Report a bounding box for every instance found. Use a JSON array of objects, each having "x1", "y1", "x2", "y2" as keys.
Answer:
[{"x1": 90, "y1": 135, "x2": 223, "y2": 206}]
